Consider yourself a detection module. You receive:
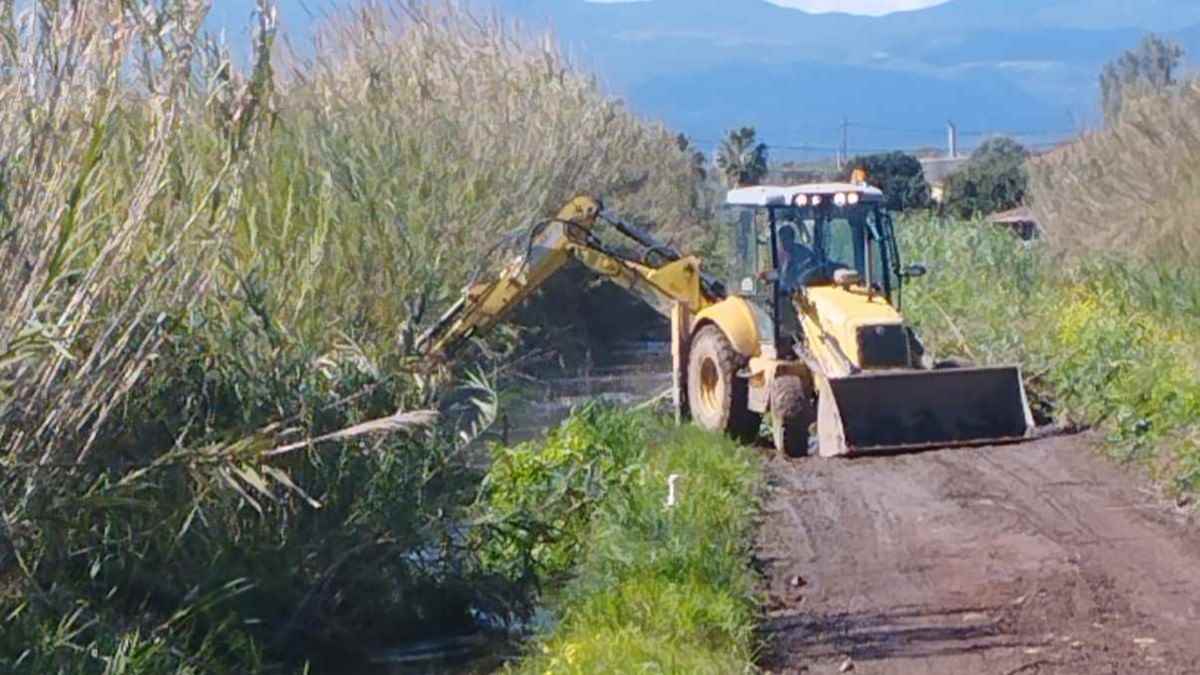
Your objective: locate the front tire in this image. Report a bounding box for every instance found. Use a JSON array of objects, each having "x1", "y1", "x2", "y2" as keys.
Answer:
[
  {"x1": 771, "y1": 375, "x2": 815, "y2": 458},
  {"x1": 933, "y1": 357, "x2": 973, "y2": 370},
  {"x1": 687, "y1": 324, "x2": 760, "y2": 443}
]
